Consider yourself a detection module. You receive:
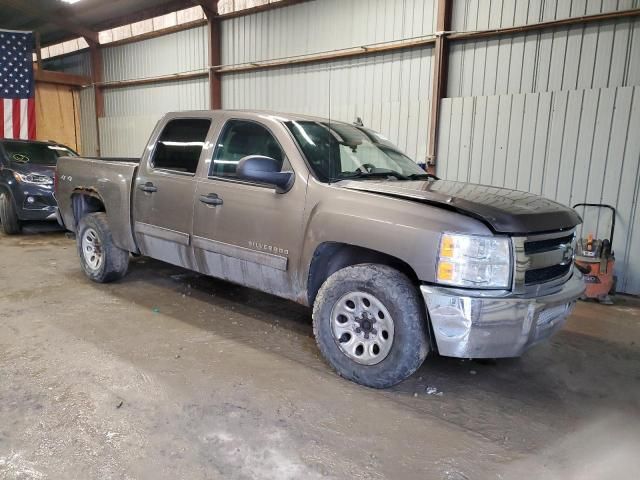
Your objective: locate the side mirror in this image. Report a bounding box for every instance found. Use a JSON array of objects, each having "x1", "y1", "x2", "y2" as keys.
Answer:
[{"x1": 236, "y1": 155, "x2": 294, "y2": 193}]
